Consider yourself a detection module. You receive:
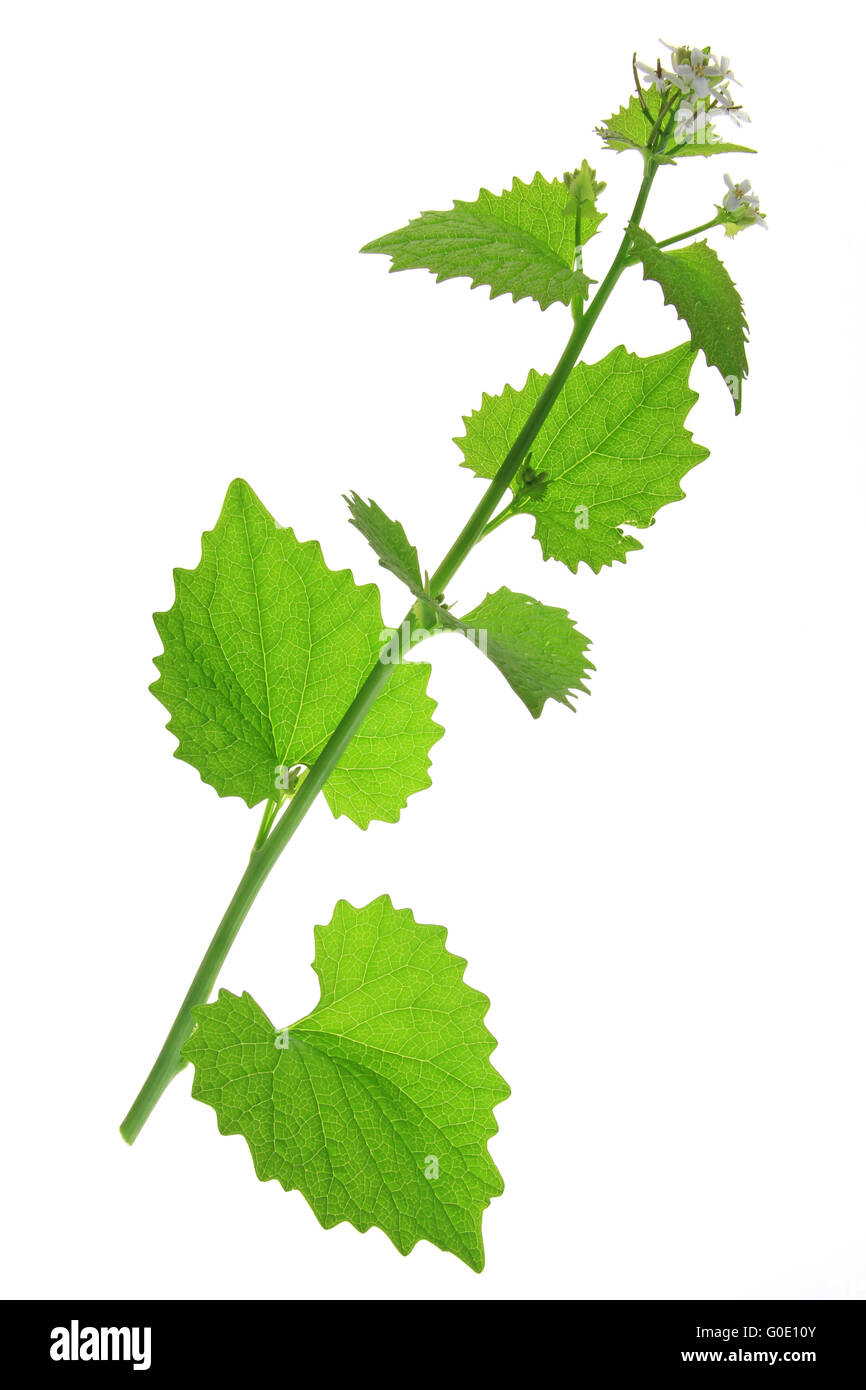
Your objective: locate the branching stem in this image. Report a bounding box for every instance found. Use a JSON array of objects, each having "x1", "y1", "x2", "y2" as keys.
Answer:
[{"x1": 628, "y1": 214, "x2": 724, "y2": 258}]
